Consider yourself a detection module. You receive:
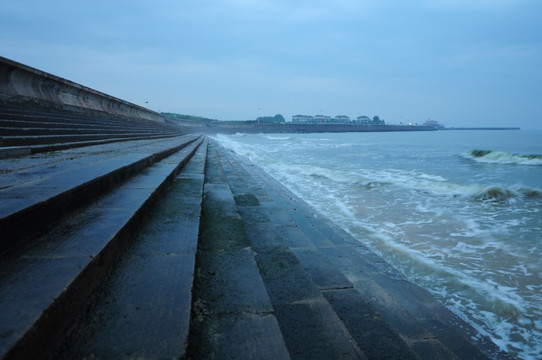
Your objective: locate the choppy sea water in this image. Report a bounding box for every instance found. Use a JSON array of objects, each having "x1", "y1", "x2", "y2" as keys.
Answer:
[{"x1": 215, "y1": 130, "x2": 542, "y2": 360}]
